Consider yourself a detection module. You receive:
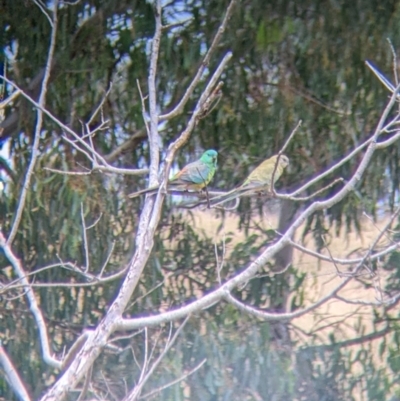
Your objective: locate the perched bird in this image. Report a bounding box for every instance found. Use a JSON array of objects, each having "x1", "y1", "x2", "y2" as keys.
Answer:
[
  {"x1": 128, "y1": 149, "x2": 218, "y2": 198},
  {"x1": 210, "y1": 154, "x2": 289, "y2": 206}
]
